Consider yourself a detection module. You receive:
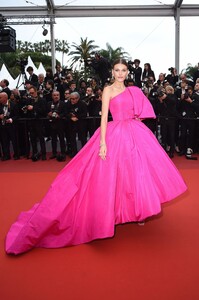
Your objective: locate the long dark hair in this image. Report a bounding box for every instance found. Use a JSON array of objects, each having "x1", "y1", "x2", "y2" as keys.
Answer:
[{"x1": 112, "y1": 58, "x2": 128, "y2": 68}]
